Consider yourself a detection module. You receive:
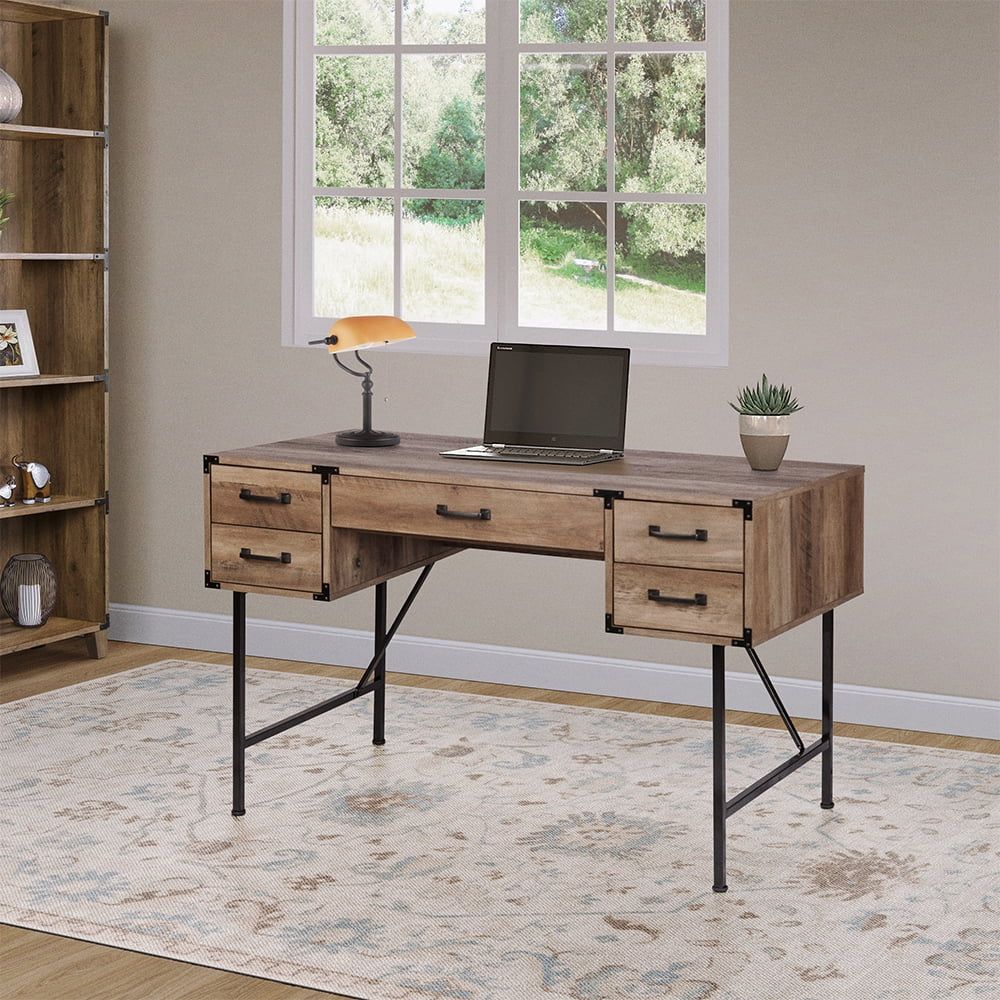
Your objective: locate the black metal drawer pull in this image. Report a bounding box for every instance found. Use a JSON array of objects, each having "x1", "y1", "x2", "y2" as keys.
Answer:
[
  {"x1": 436, "y1": 504, "x2": 492, "y2": 521},
  {"x1": 647, "y1": 589, "x2": 708, "y2": 606},
  {"x1": 239, "y1": 547, "x2": 292, "y2": 564},
  {"x1": 239, "y1": 488, "x2": 292, "y2": 505},
  {"x1": 648, "y1": 525, "x2": 708, "y2": 541}
]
